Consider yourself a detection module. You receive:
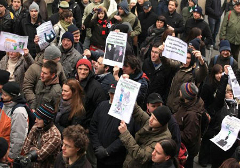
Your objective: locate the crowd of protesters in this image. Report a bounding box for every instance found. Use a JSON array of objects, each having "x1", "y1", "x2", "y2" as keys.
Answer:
[{"x1": 0, "y1": 0, "x2": 240, "y2": 167}]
